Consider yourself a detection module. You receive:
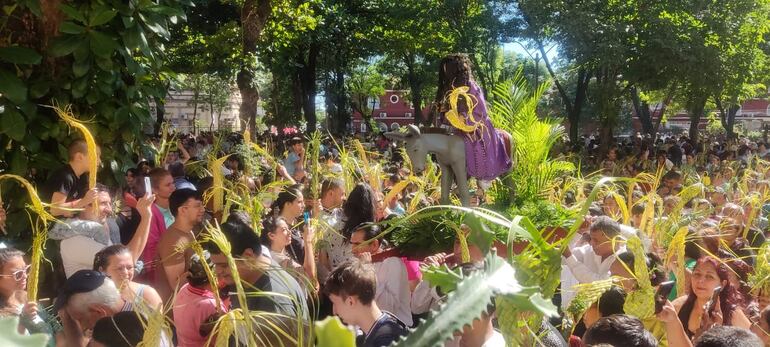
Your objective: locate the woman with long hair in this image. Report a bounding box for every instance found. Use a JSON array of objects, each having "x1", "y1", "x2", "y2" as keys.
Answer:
[
  {"x1": 93, "y1": 245, "x2": 162, "y2": 311},
  {"x1": 673, "y1": 256, "x2": 751, "y2": 340},
  {"x1": 342, "y1": 183, "x2": 377, "y2": 240},
  {"x1": 261, "y1": 216, "x2": 317, "y2": 290},
  {"x1": 433, "y1": 53, "x2": 511, "y2": 182},
  {"x1": 269, "y1": 184, "x2": 307, "y2": 262}
]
